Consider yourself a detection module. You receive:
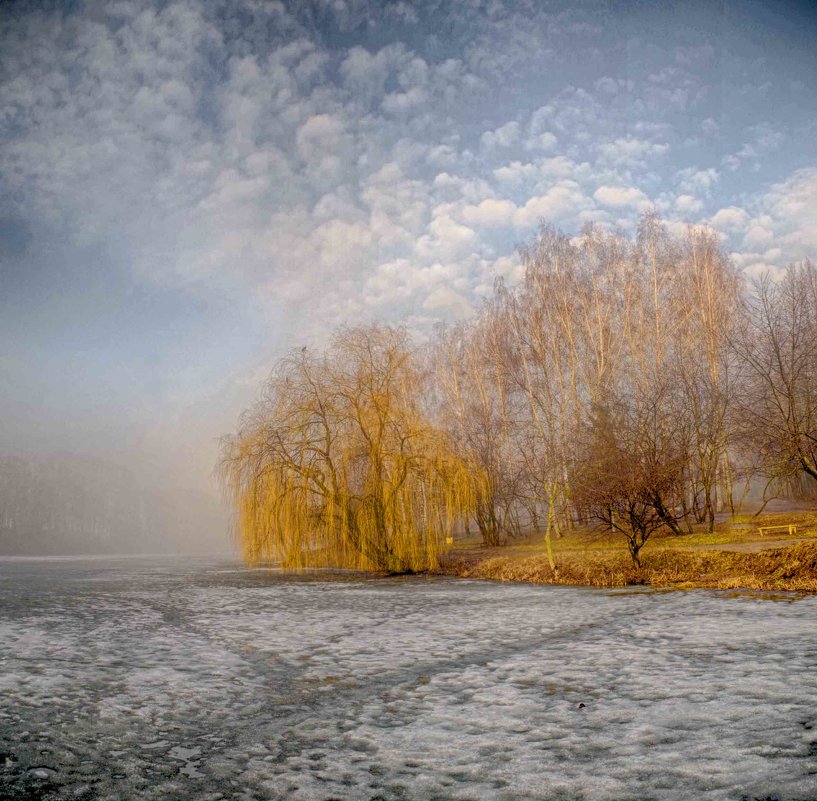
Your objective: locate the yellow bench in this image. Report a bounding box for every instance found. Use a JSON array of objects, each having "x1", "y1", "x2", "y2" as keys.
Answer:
[{"x1": 758, "y1": 524, "x2": 797, "y2": 537}]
